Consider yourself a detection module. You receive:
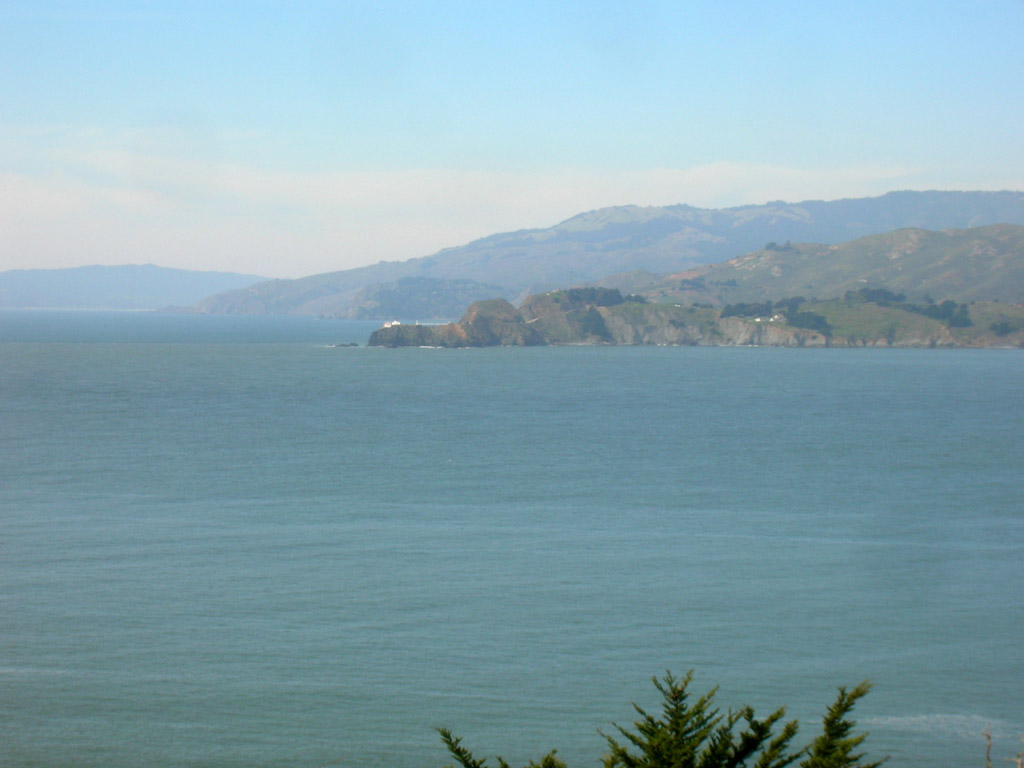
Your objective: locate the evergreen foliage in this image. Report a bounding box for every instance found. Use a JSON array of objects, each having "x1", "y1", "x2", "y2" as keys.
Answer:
[
  {"x1": 440, "y1": 672, "x2": 884, "y2": 768},
  {"x1": 718, "y1": 297, "x2": 831, "y2": 335},
  {"x1": 721, "y1": 301, "x2": 775, "y2": 318},
  {"x1": 904, "y1": 298, "x2": 972, "y2": 327},
  {"x1": 600, "y1": 672, "x2": 800, "y2": 768},
  {"x1": 802, "y1": 682, "x2": 886, "y2": 768},
  {"x1": 440, "y1": 728, "x2": 566, "y2": 768},
  {"x1": 580, "y1": 306, "x2": 613, "y2": 340},
  {"x1": 773, "y1": 297, "x2": 807, "y2": 313},
  {"x1": 990, "y1": 320, "x2": 1016, "y2": 336},
  {"x1": 846, "y1": 291, "x2": 974, "y2": 329},
  {"x1": 785, "y1": 310, "x2": 832, "y2": 335}
]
